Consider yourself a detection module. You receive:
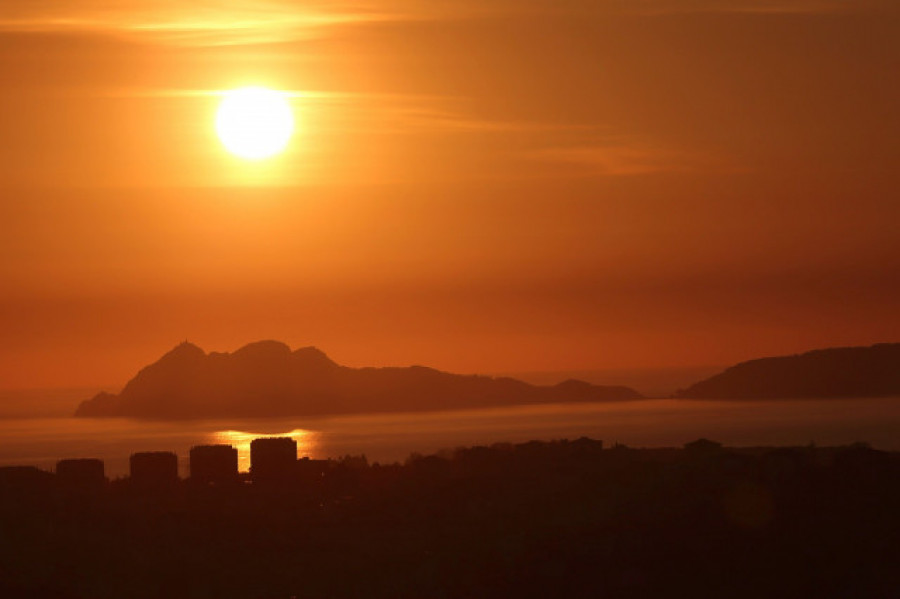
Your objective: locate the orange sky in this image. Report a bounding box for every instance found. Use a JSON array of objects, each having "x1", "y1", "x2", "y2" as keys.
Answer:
[{"x1": 1, "y1": 0, "x2": 898, "y2": 389}]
